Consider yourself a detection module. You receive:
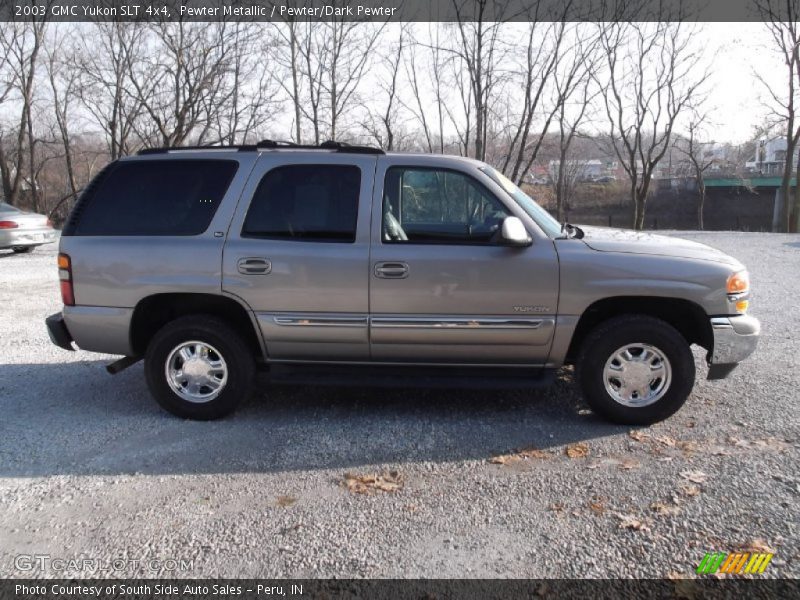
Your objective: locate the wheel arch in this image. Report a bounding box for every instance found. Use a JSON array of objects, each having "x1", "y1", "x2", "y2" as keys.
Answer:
[
  {"x1": 129, "y1": 293, "x2": 265, "y2": 360},
  {"x1": 565, "y1": 296, "x2": 712, "y2": 365}
]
